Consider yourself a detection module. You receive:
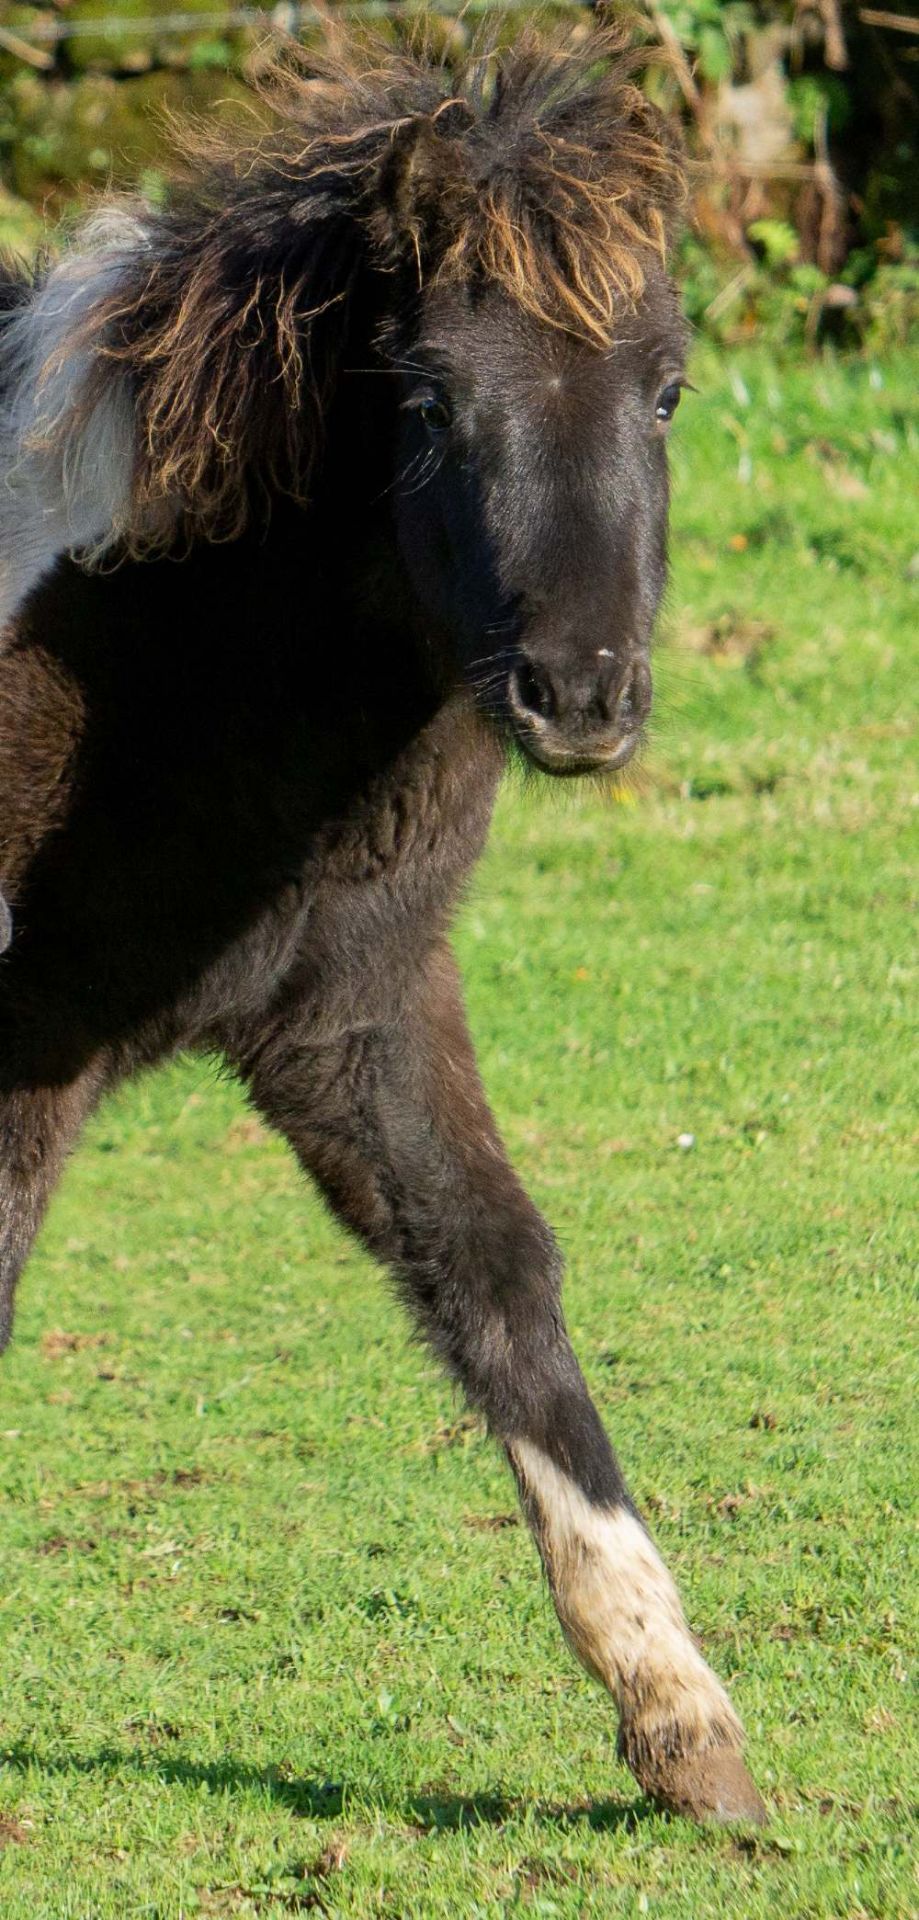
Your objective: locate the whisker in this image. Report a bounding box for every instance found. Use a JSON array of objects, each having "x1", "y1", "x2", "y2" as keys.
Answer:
[
  {"x1": 372, "y1": 447, "x2": 428, "y2": 503},
  {"x1": 397, "y1": 449, "x2": 444, "y2": 498},
  {"x1": 464, "y1": 643, "x2": 517, "y2": 673}
]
